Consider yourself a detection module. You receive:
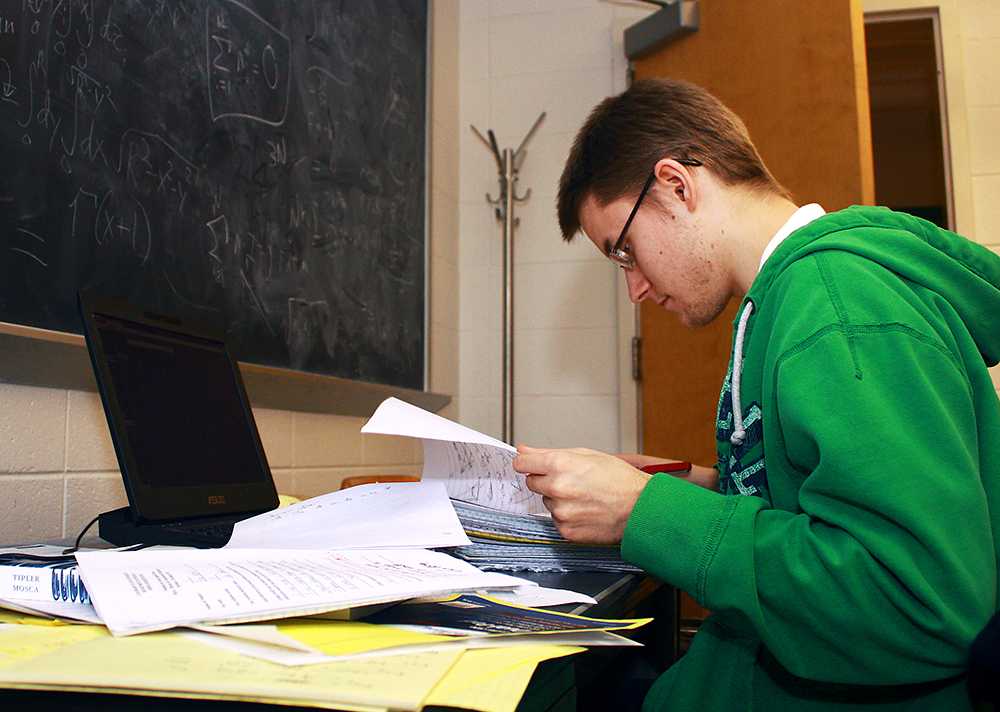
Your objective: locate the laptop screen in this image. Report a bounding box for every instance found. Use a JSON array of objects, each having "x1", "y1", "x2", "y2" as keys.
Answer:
[
  {"x1": 80, "y1": 292, "x2": 278, "y2": 523},
  {"x1": 91, "y1": 312, "x2": 269, "y2": 490}
]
